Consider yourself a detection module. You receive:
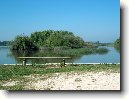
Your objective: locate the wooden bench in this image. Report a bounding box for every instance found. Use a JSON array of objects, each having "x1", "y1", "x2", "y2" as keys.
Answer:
[{"x1": 18, "y1": 57, "x2": 72, "y2": 66}]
